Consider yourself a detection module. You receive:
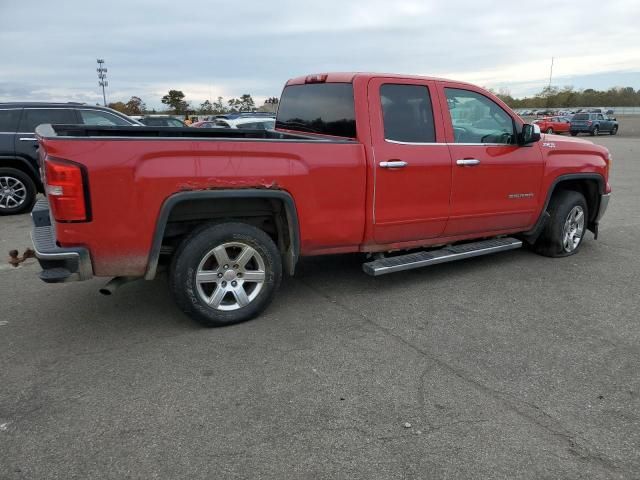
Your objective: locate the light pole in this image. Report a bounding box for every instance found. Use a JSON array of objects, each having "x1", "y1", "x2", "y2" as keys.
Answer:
[{"x1": 96, "y1": 59, "x2": 108, "y2": 106}]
